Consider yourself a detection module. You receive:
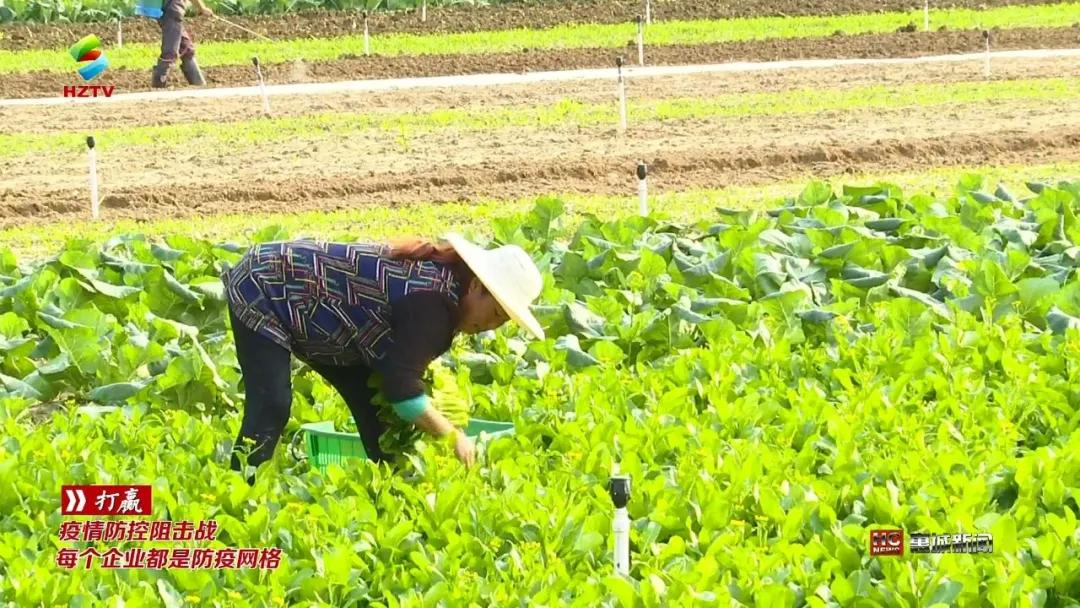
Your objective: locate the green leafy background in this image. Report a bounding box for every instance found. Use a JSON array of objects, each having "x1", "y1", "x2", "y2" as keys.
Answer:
[{"x1": 1, "y1": 174, "x2": 1079, "y2": 606}]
